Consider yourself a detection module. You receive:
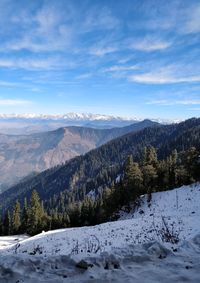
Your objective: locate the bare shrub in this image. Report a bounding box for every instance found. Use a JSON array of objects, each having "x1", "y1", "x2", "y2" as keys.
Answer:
[
  {"x1": 71, "y1": 235, "x2": 101, "y2": 255},
  {"x1": 153, "y1": 216, "x2": 180, "y2": 244},
  {"x1": 85, "y1": 235, "x2": 101, "y2": 253}
]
